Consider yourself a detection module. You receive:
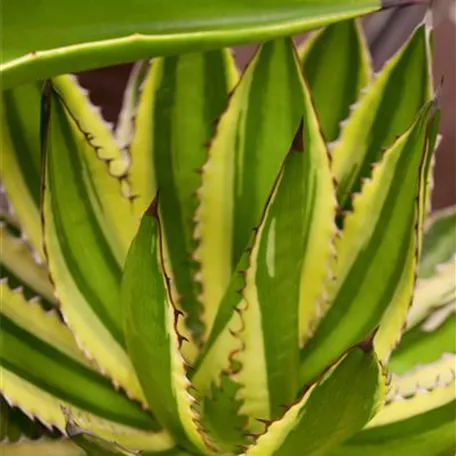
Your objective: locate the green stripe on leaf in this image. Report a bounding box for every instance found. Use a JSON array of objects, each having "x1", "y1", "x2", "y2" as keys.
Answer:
[
  {"x1": 195, "y1": 39, "x2": 309, "y2": 340},
  {"x1": 122, "y1": 199, "x2": 212, "y2": 454},
  {"x1": 41, "y1": 81, "x2": 145, "y2": 402},
  {"x1": 243, "y1": 348, "x2": 385, "y2": 456},
  {"x1": 332, "y1": 23, "x2": 432, "y2": 210},
  {"x1": 300, "y1": 102, "x2": 434, "y2": 385},
  {"x1": 299, "y1": 19, "x2": 371, "y2": 143},
  {"x1": 129, "y1": 50, "x2": 237, "y2": 344}
]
